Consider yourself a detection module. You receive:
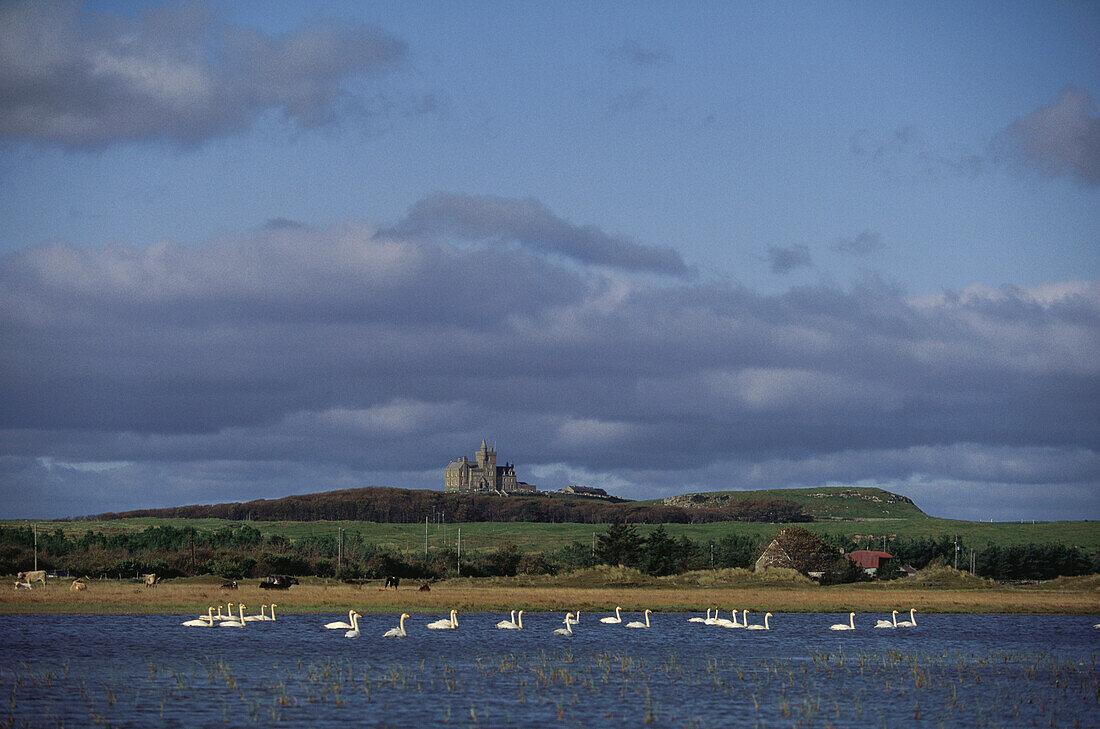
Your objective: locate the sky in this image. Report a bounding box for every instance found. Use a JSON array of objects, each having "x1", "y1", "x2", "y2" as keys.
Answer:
[{"x1": 1, "y1": 1, "x2": 1098, "y2": 522}]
